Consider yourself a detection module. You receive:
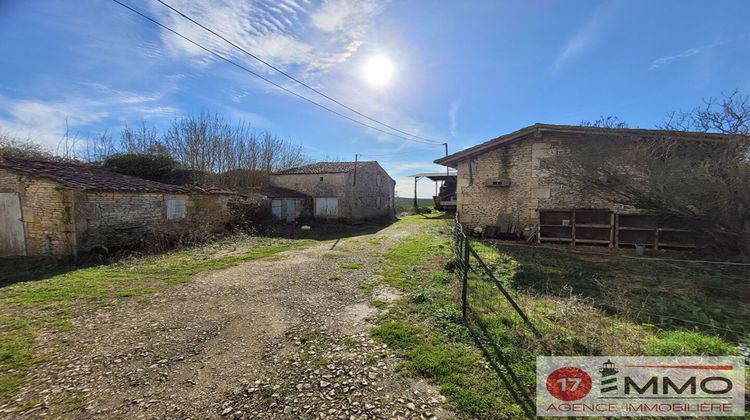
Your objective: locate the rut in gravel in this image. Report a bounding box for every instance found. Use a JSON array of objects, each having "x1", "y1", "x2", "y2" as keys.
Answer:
[{"x1": 9, "y1": 221, "x2": 453, "y2": 419}]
